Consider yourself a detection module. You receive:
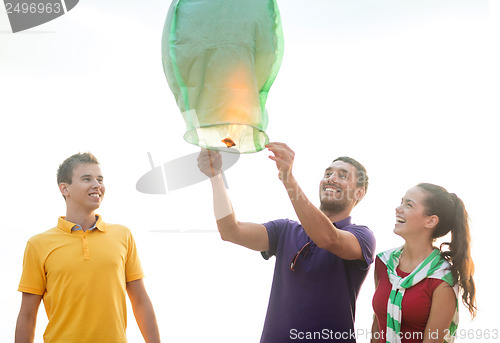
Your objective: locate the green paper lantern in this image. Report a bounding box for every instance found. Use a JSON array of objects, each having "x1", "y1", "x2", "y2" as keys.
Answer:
[{"x1": 162, "y1": 0, "x2": 284, "y2": 153}]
